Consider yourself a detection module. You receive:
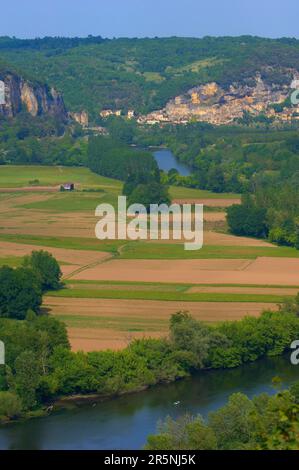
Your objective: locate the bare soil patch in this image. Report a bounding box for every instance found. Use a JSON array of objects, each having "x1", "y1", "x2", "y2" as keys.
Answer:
[
  {"x1": 45, "y1": 297, "x2": 278, "y2": 351},
  {"x1": 67, "y1": 328, "x2": 163, "y2": 352},
  {"x1": 71, "y1": 257, "x2": 299, "y2": 286},
  {"x1": 0, "y1": 186, "x2": 59, "y2": 193},
  {"x1": 202, "y1": 231, "x2": 275, "y2": 247},
  {"x1": 0, "y1": 240, "x2": 110, "y2": 269},
  {"x1": 204, "y1": 212, "x2": 227, "y2": 222}
]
